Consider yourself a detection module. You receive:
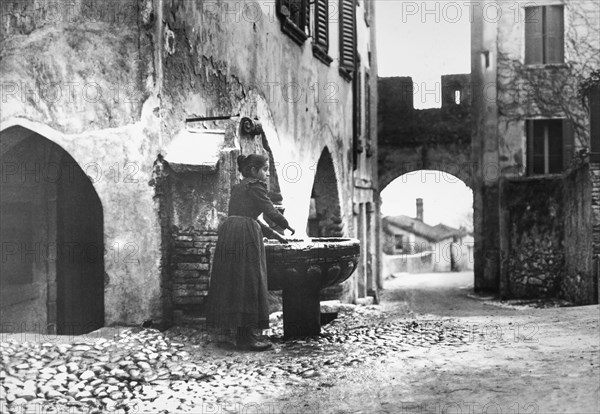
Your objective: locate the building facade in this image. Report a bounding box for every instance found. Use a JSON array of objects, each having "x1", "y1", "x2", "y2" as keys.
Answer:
[
  {"x1": 0, "y1": 0, "x2": 379, "y2": 333},
  {"x1": 471, "y1": 0, "x2": 600, "y2": 302}
]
